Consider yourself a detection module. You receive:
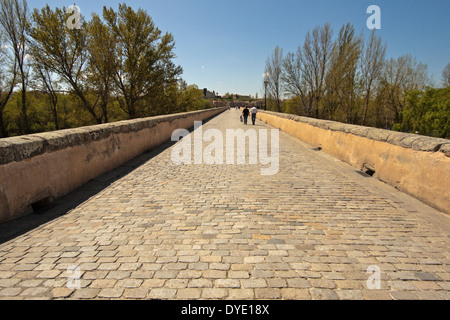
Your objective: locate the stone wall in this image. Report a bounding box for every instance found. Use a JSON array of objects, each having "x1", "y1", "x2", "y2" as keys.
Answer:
[
  {"x1": 0, "y1": 107, "x2": 227, "y2": 224},
  {"x1": 257, "y1": 110, "x2": 450, "y2": 215}
]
